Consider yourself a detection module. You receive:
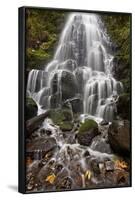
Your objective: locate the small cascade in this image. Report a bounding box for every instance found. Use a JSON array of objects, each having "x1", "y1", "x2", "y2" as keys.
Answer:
[{"x1": 27, "y1": 13, "x2": 123, "y2": 122}]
